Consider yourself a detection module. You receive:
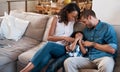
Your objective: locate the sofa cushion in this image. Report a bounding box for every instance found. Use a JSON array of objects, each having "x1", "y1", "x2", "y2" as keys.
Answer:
[
  {"x1": 18, "y1": 42, "x2": 47, "y2": 64},
  {"x1": 0, "y1": 12, "x2": 29, "y2": 41},
  {"x1": 0, "y1": 55, "x2": 12, "y2": 66},
  {"x1": 43, "y1": 16, "x2": 54, "y2": 41},
  {"x1": 10, "y1": 10, "x2": 28, "y2": 21},
  {"x1": 113, "y1": 25, "x2": 120, "y2": 72},
  {"x1": 80, "y1": 69, "x2": 97, "y2": 72},
  {"x1": 10, "y1": 10, "x2": 50, "y2": 41},
  {"x1": 0, "y1": 17, "x2": 3, "y2": 24},
  {"x1": 24, "y1": 13, "x2": 50, "y2": 41},
  {"x1": 0, "y1": 36, "x2": 39, "y2": 66}
]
